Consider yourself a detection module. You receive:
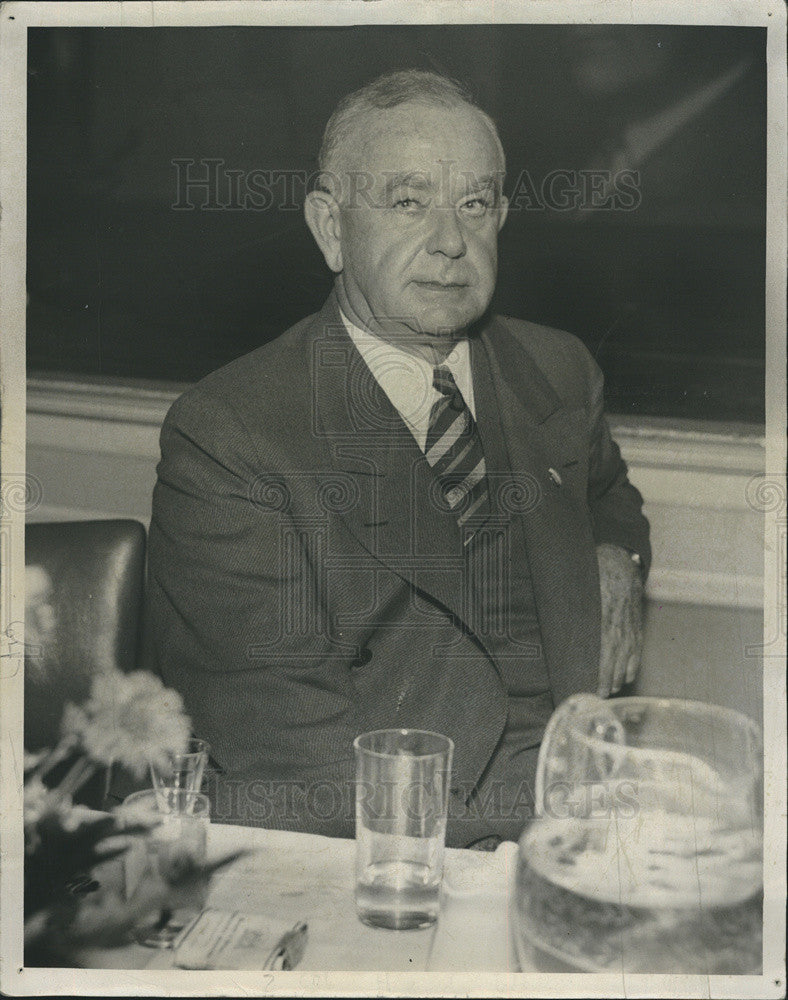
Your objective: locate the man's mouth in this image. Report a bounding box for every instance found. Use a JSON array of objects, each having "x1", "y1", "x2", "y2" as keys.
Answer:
[{"x1": 412, "y1": 280, "x2": 469, "y2": 291}]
